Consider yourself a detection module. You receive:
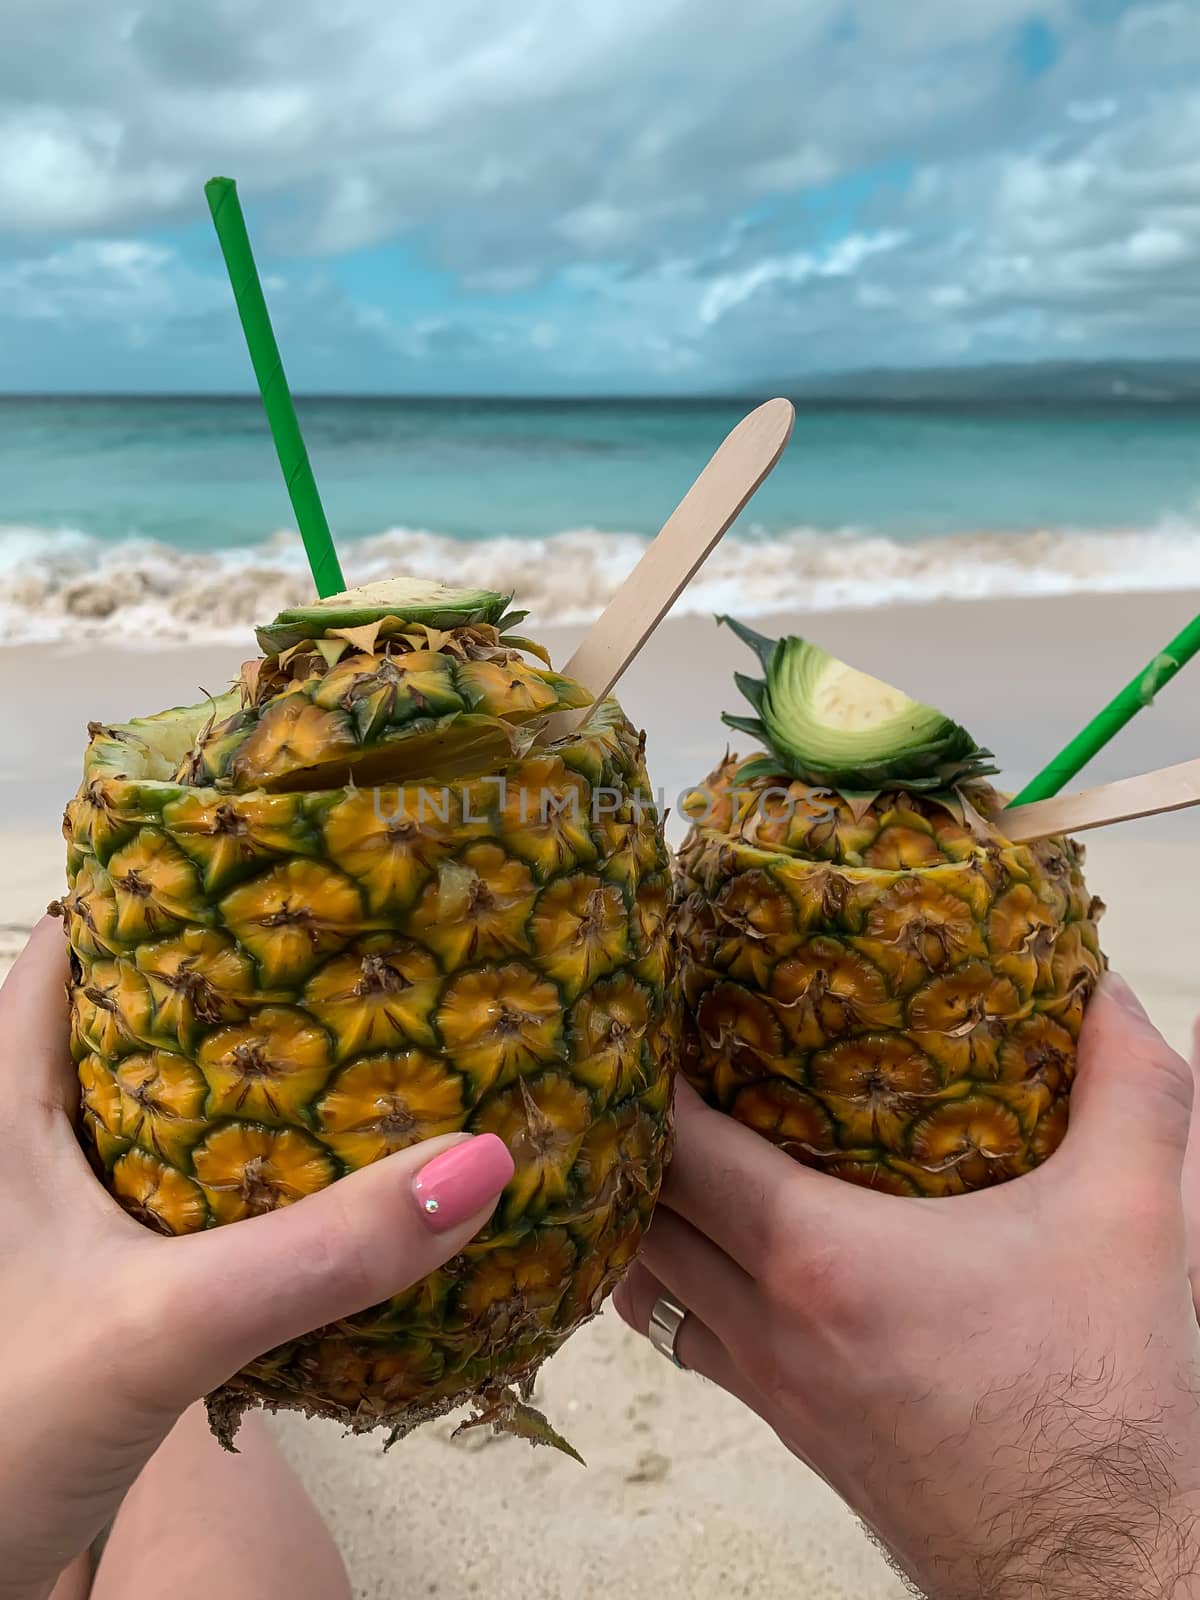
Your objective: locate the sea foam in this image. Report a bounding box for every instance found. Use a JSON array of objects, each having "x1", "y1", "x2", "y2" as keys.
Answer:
[{"x1": 2, "y1": 521, "x2": 1198, "y2": 647}]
